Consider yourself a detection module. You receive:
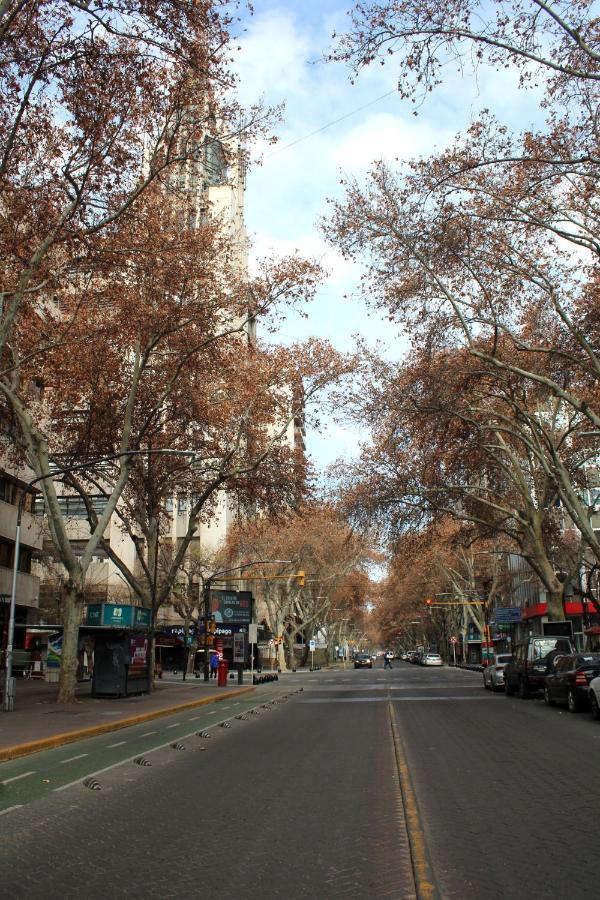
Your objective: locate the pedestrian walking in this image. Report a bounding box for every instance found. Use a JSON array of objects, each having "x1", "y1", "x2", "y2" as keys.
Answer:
[
  {"x1": 384, "y1": 650, "x2": 393, "y2": 669},
  {"x1": 210, "y1": 652, "x2": 219, "y2": 679}
]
